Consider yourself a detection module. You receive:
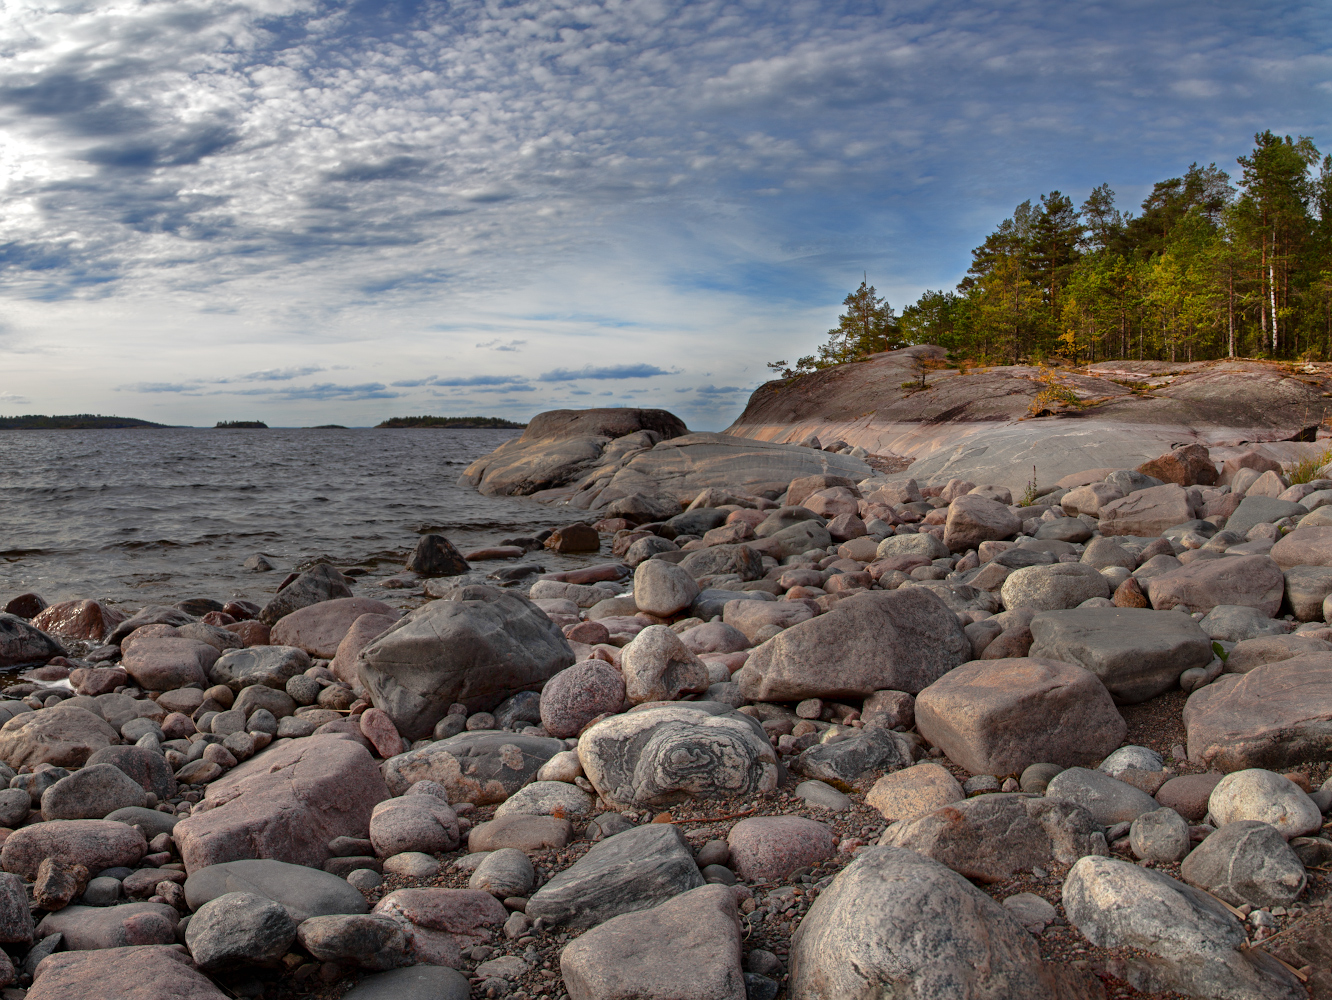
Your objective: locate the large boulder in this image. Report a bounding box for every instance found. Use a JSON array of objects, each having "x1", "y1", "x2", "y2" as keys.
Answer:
[
  {"x1": 381, "y1": 731, "x2": 566, "y2": 800},
  {"x1": 1062, "y1": 855, "x2": 1304, "y2": 999},
  {"x1": 735, "y1": 589, "x2": 968, "y2": 701},
  {"x1": 1179, "y1": 821, "x2": 1307, "y2": 908},
  {"x1": 879, "y1": 793, "x2": 1108, "y2": 882},
  {"x1": 121, "y1": 637, "x2": 218, "y2": 691},
  {"x1": 999, "y1": 563, "x2": 1111, "y2": 612},
  {"x1": 26, "y1": 945, "x2": 226, "y2": 1000},
  {"x1": 1027, "y1": 607, "x2": 1212, "y2": 703},
  {"x1": 1097, "y1": 483, "x2": 1196, "y2": 536},
  {"x1": 1182, "y1": 656, "x2": 1332, "y2": 771},
  {"x1": 915, "y1": 657, "x2": 1126, "y2": 775},
  {"x1": 85, "y1": 745, "x2": 178, "y2": 801},
  {"x1": 721, "y1": 600, "x2": 812, "y2": 644},
  {"x1": 620, "y1": 626, "x2": 709, "y2": 704},
  {"x1": 0, "y1": 613, "x2": 64, "y2": 667},
  {"x1": 259, "y1": 564, "x2": 354, "y2": 626},
  {"x1": 332, "y1": 613, "x2": 400, "y2": 686},
  {"x1": 943, "y1": 494, "x2": 1020, "y2": 553},
  {"x1": 790, "y1": 846, "x2": 1099, "y2": 1000},
  {"x1": 1147, "y1": 555, "x2": 1285, "y2": 616},
  {"x1": 30, "y1": 600, "x2": 127, "y2": 643},
  {"x1": 209, "y1": 645, "x2": 311, "y2": 692},
  {"x1": 357, "y1": 585, "x2": 574, "y2": 741},
  {"x1": 526, "y1": 823, "x2": 704, "y2": 930},
  {"x1": 173, "y1": 734, "x2": 390, "y2": 874},
  {"x1": 0, "y1": 705, "x2": 120, "y2": 769},
  {"x1": 559, "y1": 885, "x2": 745, "y2": 1000},
  {"x1": 1, "y1": 820, "x2": 145, "y2": 879},
  {"x1": 270, "y1": 597, "x2": 399, "y2": 659},
  {"x1": 578, "y1": 705, "x2": 778, "y2": 807}
]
